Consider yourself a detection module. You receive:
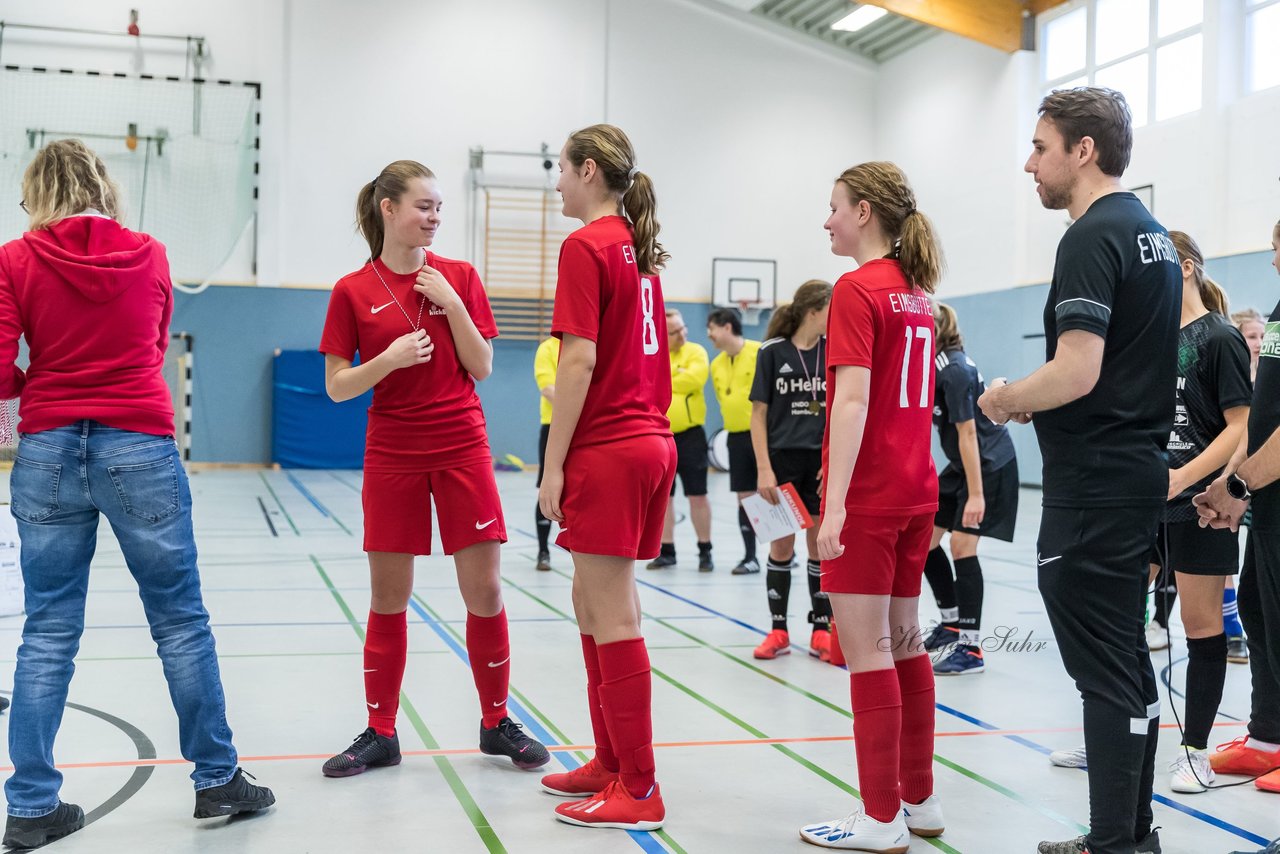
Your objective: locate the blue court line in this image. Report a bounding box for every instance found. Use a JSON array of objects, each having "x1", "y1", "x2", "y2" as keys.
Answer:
[
  {"x1": 284, "y1": 471, "x2": 330, "y2": 517},
  {"x1": 406, "y1": 597, "x2": 669, "y2": 854},
  {"x1": 636, "y1": 575, "x2": 1272, "y2": 848},
  {"x1": 1159, "y1": 654, "x2": 1244, "y2": 723}
]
